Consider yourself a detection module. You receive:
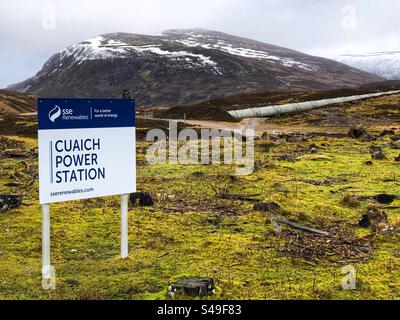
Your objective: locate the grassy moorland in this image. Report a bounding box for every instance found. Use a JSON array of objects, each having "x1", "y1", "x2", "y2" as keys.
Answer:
[{"x1": 0, "y1": 92, "x2": 399, "y2": 300}]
